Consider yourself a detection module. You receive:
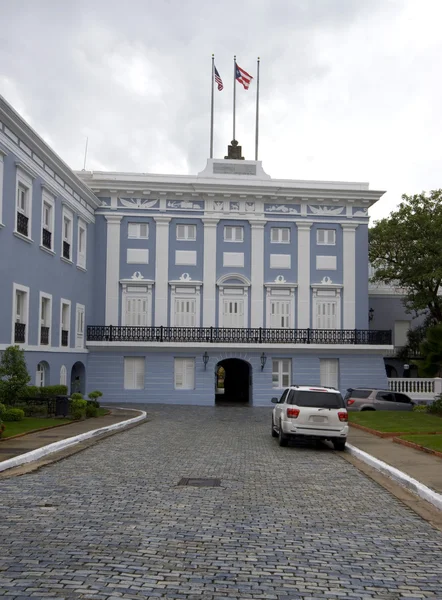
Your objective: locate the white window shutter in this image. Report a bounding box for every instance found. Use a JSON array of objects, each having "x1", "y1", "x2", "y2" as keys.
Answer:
[
  {"x1": 282, "y1": 228, "x2": 290, "y2": 243},
  {"x1": 140, "y1": 223, "x2": 148, "y2": 238},
  {"x1": 124, "y1": 358, "x2": 134, "y2": 388},
  {"x1": 60, "y1": 365, "x2": 67, "y2": 386},
  {"x1": 135, "y1": 359, "x2": 145, "y2": 389},
  {"x1": 175, "y1": 358, "x2": 184, "y2": 388},
  {"x1": 185, "y1": 359, "x2": 195, "y2": 389},
  {"x1": 320, "y1": 359, "x2": 338, "y2": 389}
]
